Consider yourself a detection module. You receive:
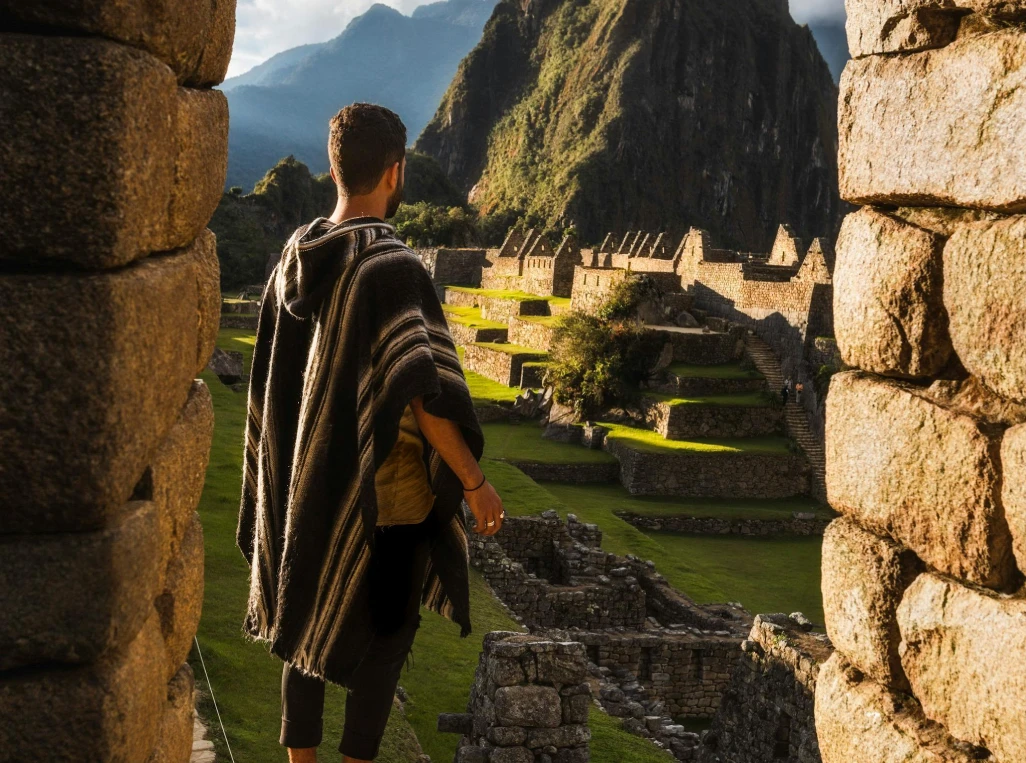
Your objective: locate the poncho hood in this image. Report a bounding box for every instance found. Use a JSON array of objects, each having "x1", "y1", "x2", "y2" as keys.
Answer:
[{"x1": 280, "y1": 216, "x2": 395, "y2": 319}]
